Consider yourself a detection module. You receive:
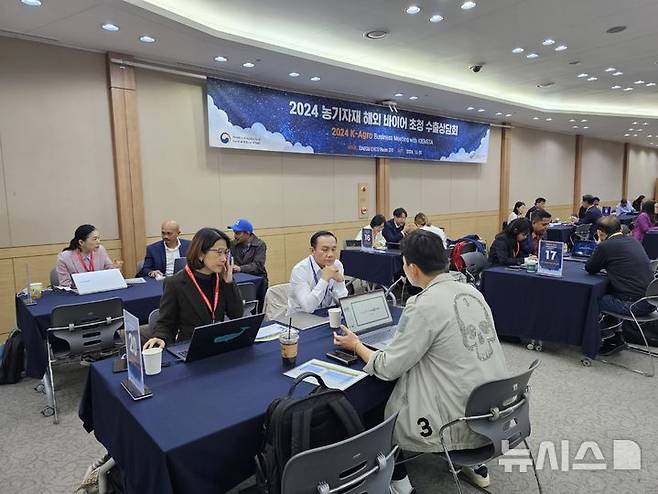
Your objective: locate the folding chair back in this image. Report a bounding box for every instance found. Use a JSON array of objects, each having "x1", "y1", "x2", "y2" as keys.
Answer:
[{"x1": 264, "y1": 283, "x2": 290, "y2": 321}]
